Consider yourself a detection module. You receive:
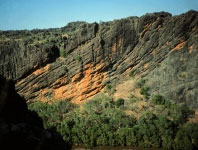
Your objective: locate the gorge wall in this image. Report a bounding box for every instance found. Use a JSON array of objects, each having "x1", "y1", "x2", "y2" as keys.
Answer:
[{"x1": 0, "y1": 10, "x2": 198, "y2": 108}]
